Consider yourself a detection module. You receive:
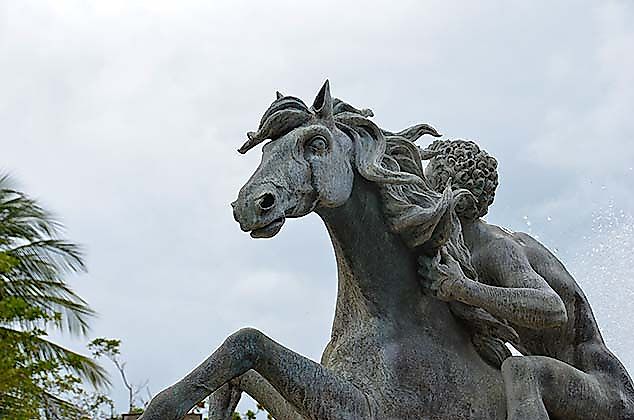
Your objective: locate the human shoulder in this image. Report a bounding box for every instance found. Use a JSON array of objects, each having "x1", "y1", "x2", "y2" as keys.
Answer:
[
  {"x1": 511, "y1": 231, "x2": 569, "y2": 273},
  {"x1": 472, "y1": 222, "x2": 538, "y2": 281},
  {"x1": 488, "y1": 228, "x2": 569, "y2": 282},
  {"x1": 474, "y1": 220, "x2": 520, "y2": 254},
  {"x1": 478, "y1": 221, "x2": 545, "y2": 254}
]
